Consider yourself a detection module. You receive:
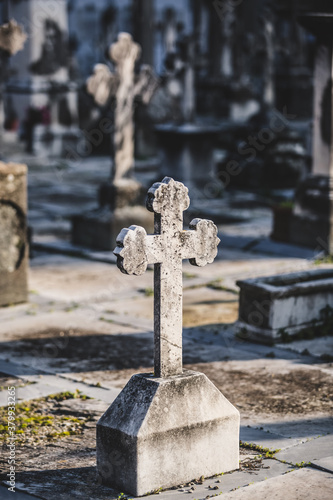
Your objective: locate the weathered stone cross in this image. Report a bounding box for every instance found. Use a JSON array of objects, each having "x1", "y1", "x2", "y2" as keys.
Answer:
[
  {"x1": 114, "y1": 177, "x2": 220, "y2": 377},
  {"x1": 87, "y1": 33, "x2": 158, "y2": 182}
]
